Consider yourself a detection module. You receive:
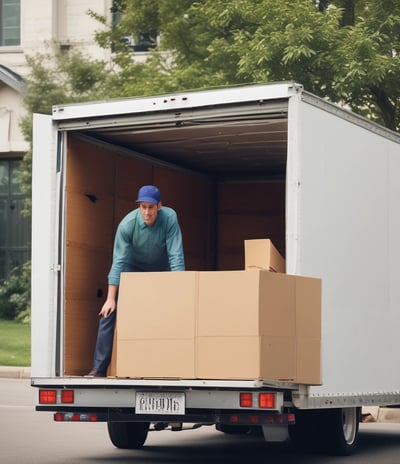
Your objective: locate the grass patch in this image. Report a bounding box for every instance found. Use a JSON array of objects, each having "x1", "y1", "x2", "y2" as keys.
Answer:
[{"x1": 0, "y1": 319, "x2": 30, "y2": 366}]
